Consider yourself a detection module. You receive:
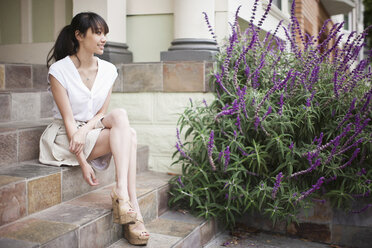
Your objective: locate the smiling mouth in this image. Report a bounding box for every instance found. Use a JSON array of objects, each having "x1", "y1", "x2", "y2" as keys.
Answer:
[{"x1": 98, "y1": 44, "x2": 105, "y2": 49}]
